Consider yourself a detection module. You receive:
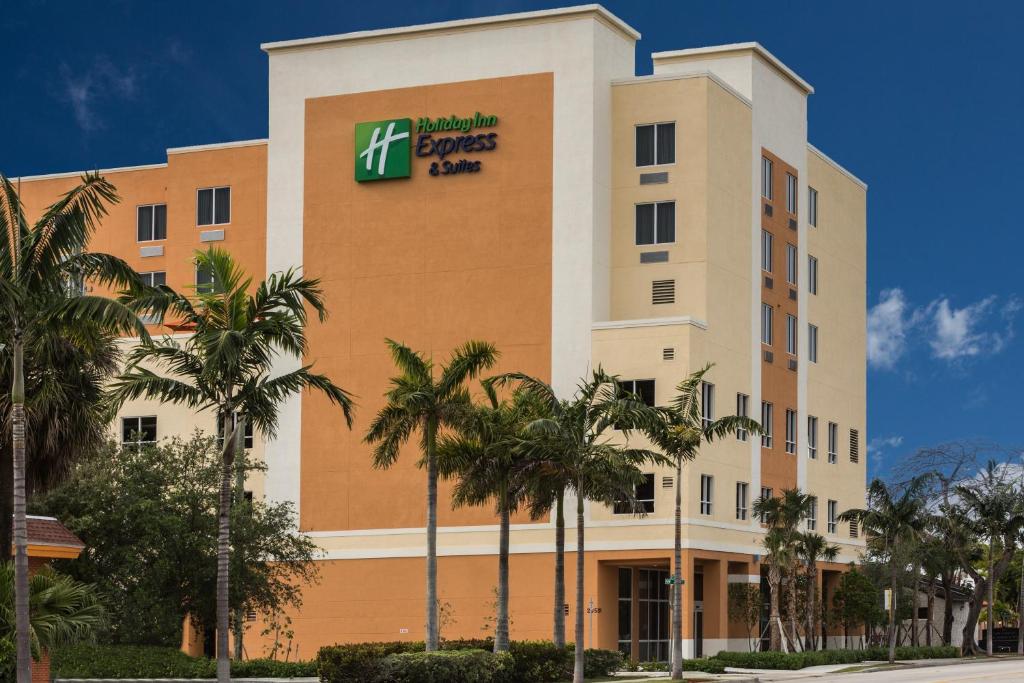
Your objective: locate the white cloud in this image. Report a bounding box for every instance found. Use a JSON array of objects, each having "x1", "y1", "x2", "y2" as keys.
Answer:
[
  {"x1": 59, "y1": 57, "x2": 137, "y2": 132},
  {"x1": 868, "y1": 289, "x2": 1019, "y2": 370},
  {"x1": 868, "y1": 435, "x2": 904, "y2": 453}
]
